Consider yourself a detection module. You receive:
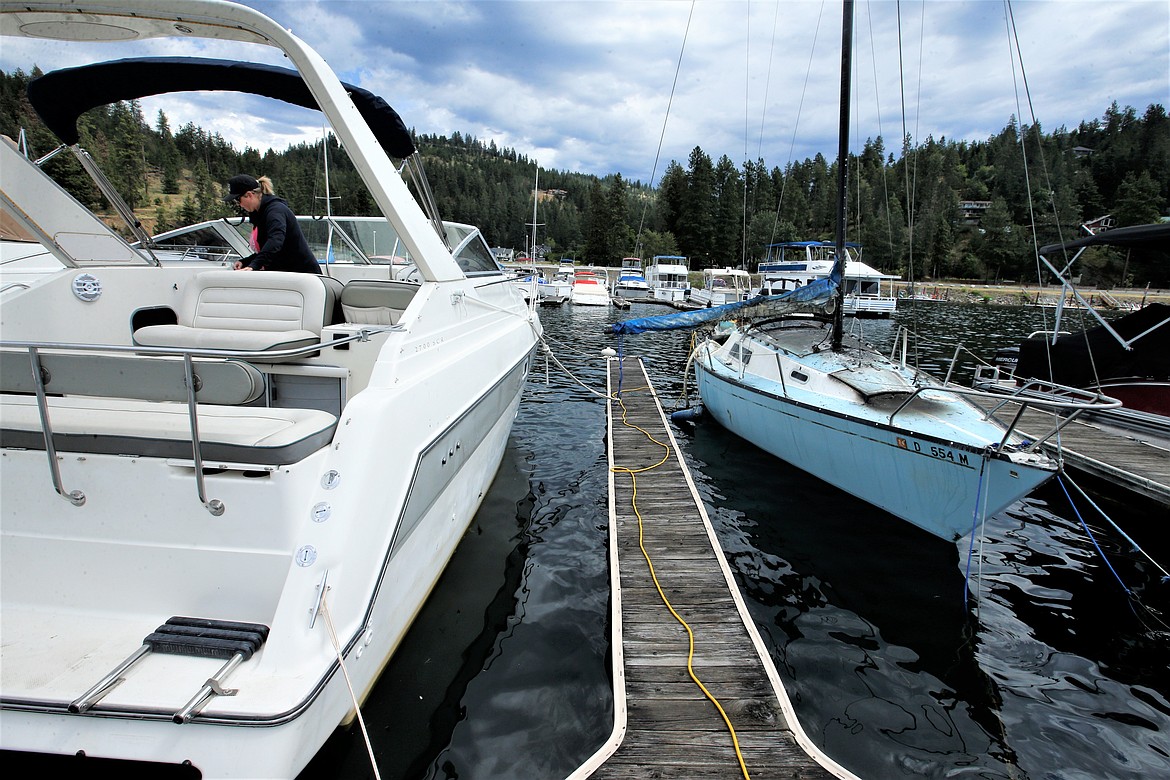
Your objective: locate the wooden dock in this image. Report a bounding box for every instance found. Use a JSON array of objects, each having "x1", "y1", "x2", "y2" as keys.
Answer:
[
  {"x1": 571, "y1": 357, "x2": 852, "y2": 780},
  {"x1": 972, "y1": 397, "x2": 1170, "y2": 506}
]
